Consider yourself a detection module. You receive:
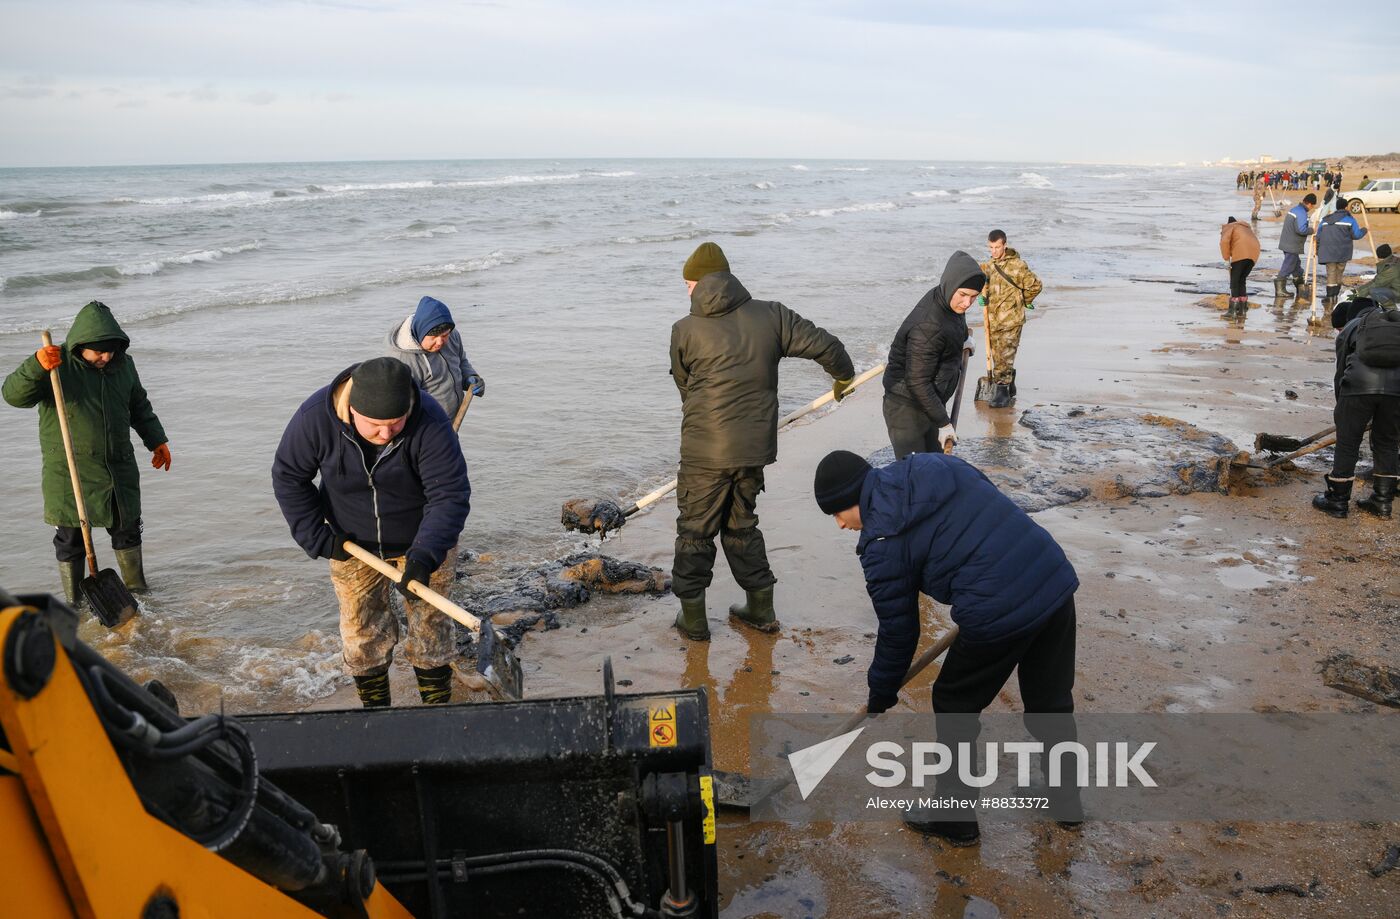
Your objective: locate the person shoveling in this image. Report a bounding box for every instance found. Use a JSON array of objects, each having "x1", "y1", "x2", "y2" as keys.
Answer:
[{"x1": 272, "y1": 357, "x2": 519, "y2": 704}]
